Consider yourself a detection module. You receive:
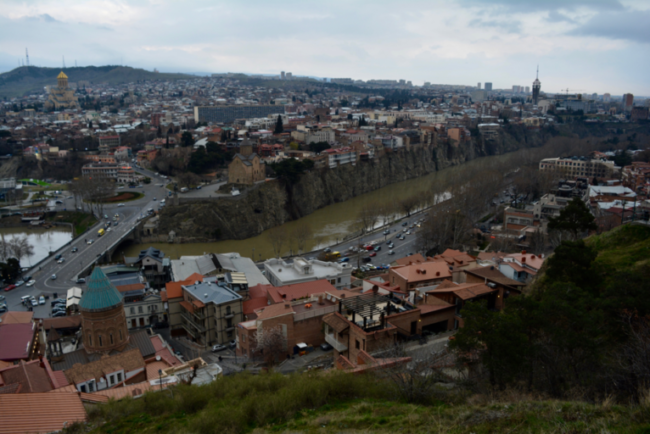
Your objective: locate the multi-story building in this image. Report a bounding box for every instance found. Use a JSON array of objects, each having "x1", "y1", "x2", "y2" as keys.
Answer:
[
  {"x1": 386, "y1": 261, "x2": 452, "y2": 295},
  {"x1": 179, "y1": 278, "x2": 244, "y2": 348},
  {"x1": 622, "y1": 93, "x2": 634, "y2": 112},
  {"x1": 194, "y1": 105, "x2": 285, "y2": 124},
  {"x1": 622, "y1": 162, "x2": 650, "y2": 195},
  {"x1": 322, "y1": 147, "x2": 356, "y2": 169},
  {"x1": 98, "y1": 135, "x2": 120, "y2": 154},
  {"x1": 484, "y1": 82, "x2": 493, "y2": 91},
  {"x1": 539, "y1": 156, "x2": 617, "y2": 179},
  {"x1": 290, "y1": 126, "x2": 335, "y2": 144},
  {"x1": 264, "y1": 257, "x2": 352, "y2": 290},
  {"x1": 124, "y1": 247, "x2": 170, "y2": 290},
  {"x1": 82, "y1": 163, "x2": 138, "y2": 184},
  {"x1": 603, "y1": 93, "x2": 611, "y2": 102}
]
